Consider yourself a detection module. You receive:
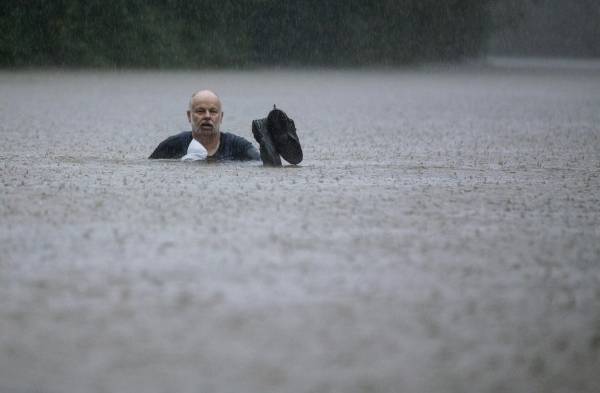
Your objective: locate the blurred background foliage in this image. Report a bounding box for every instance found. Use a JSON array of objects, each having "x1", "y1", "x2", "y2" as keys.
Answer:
[
  {"x1": 0, "y1": 0, "x2": 597, "y2": 68},
  {"x1": 0, "y1": 0, "x2": 491, "y2": 67},
  {"x1": 489, "y1": 0, "x2": 600, "y2": 58}
]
